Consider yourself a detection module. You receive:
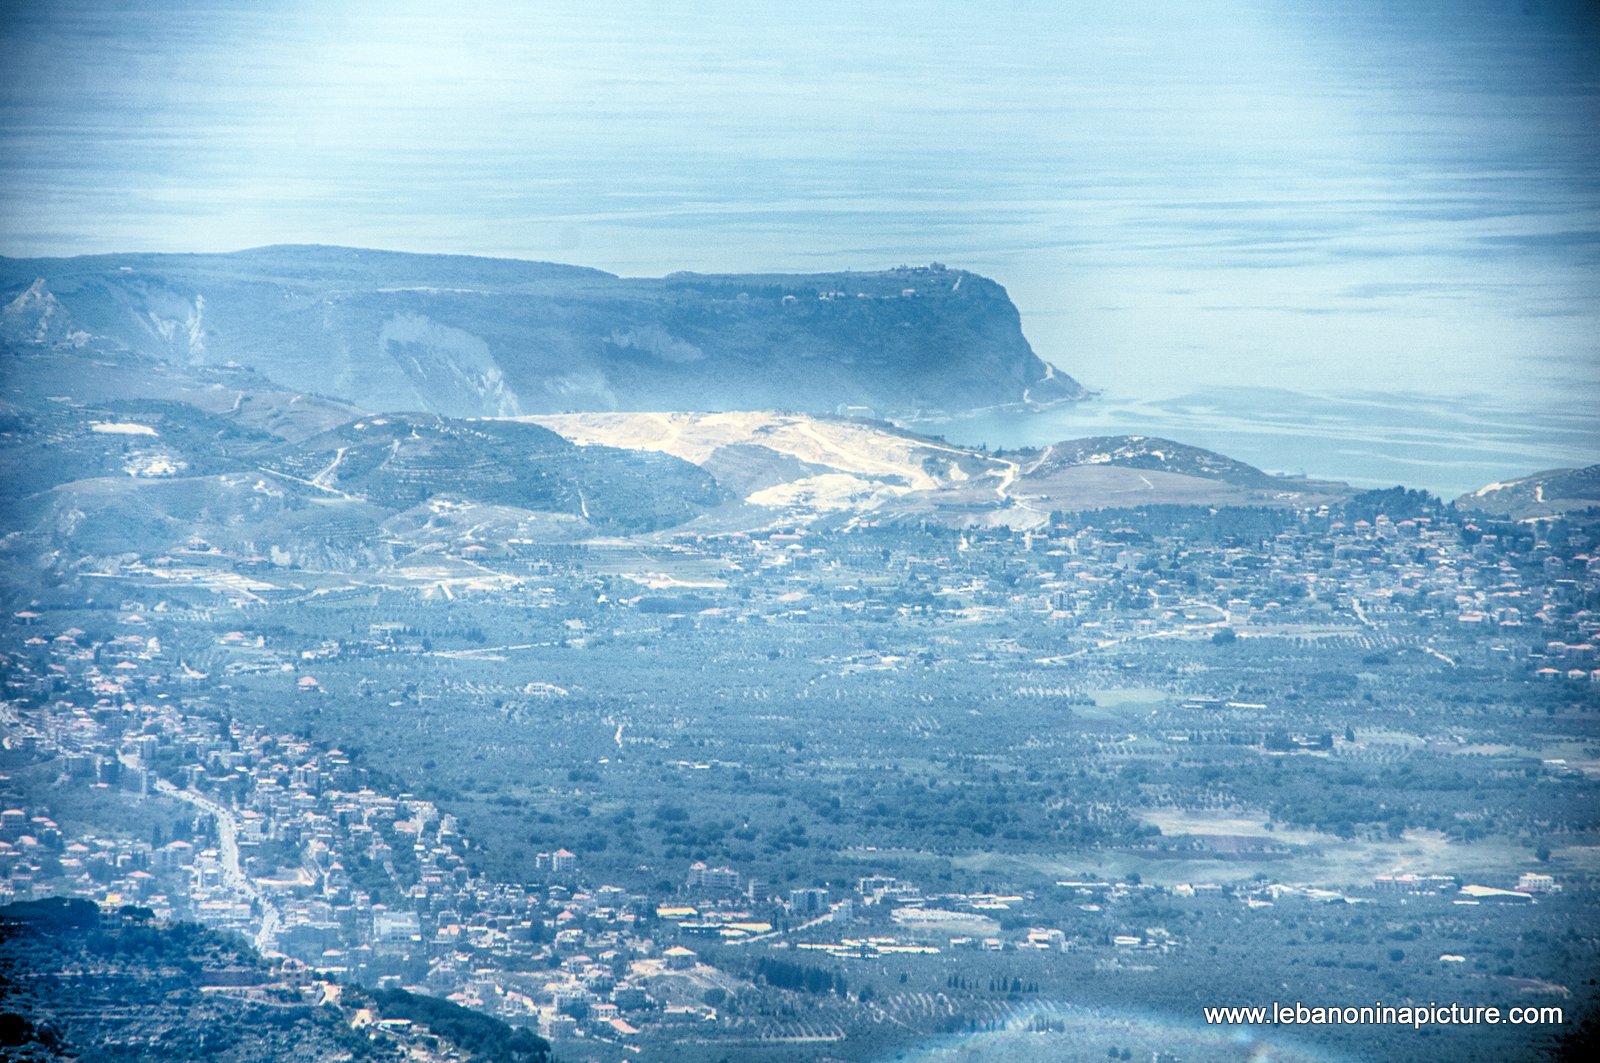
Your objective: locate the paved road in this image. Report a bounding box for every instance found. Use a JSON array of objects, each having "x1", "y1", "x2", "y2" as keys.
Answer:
[{"x1": 148, "y1": 772, "x2": 281, "y2": 953}]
